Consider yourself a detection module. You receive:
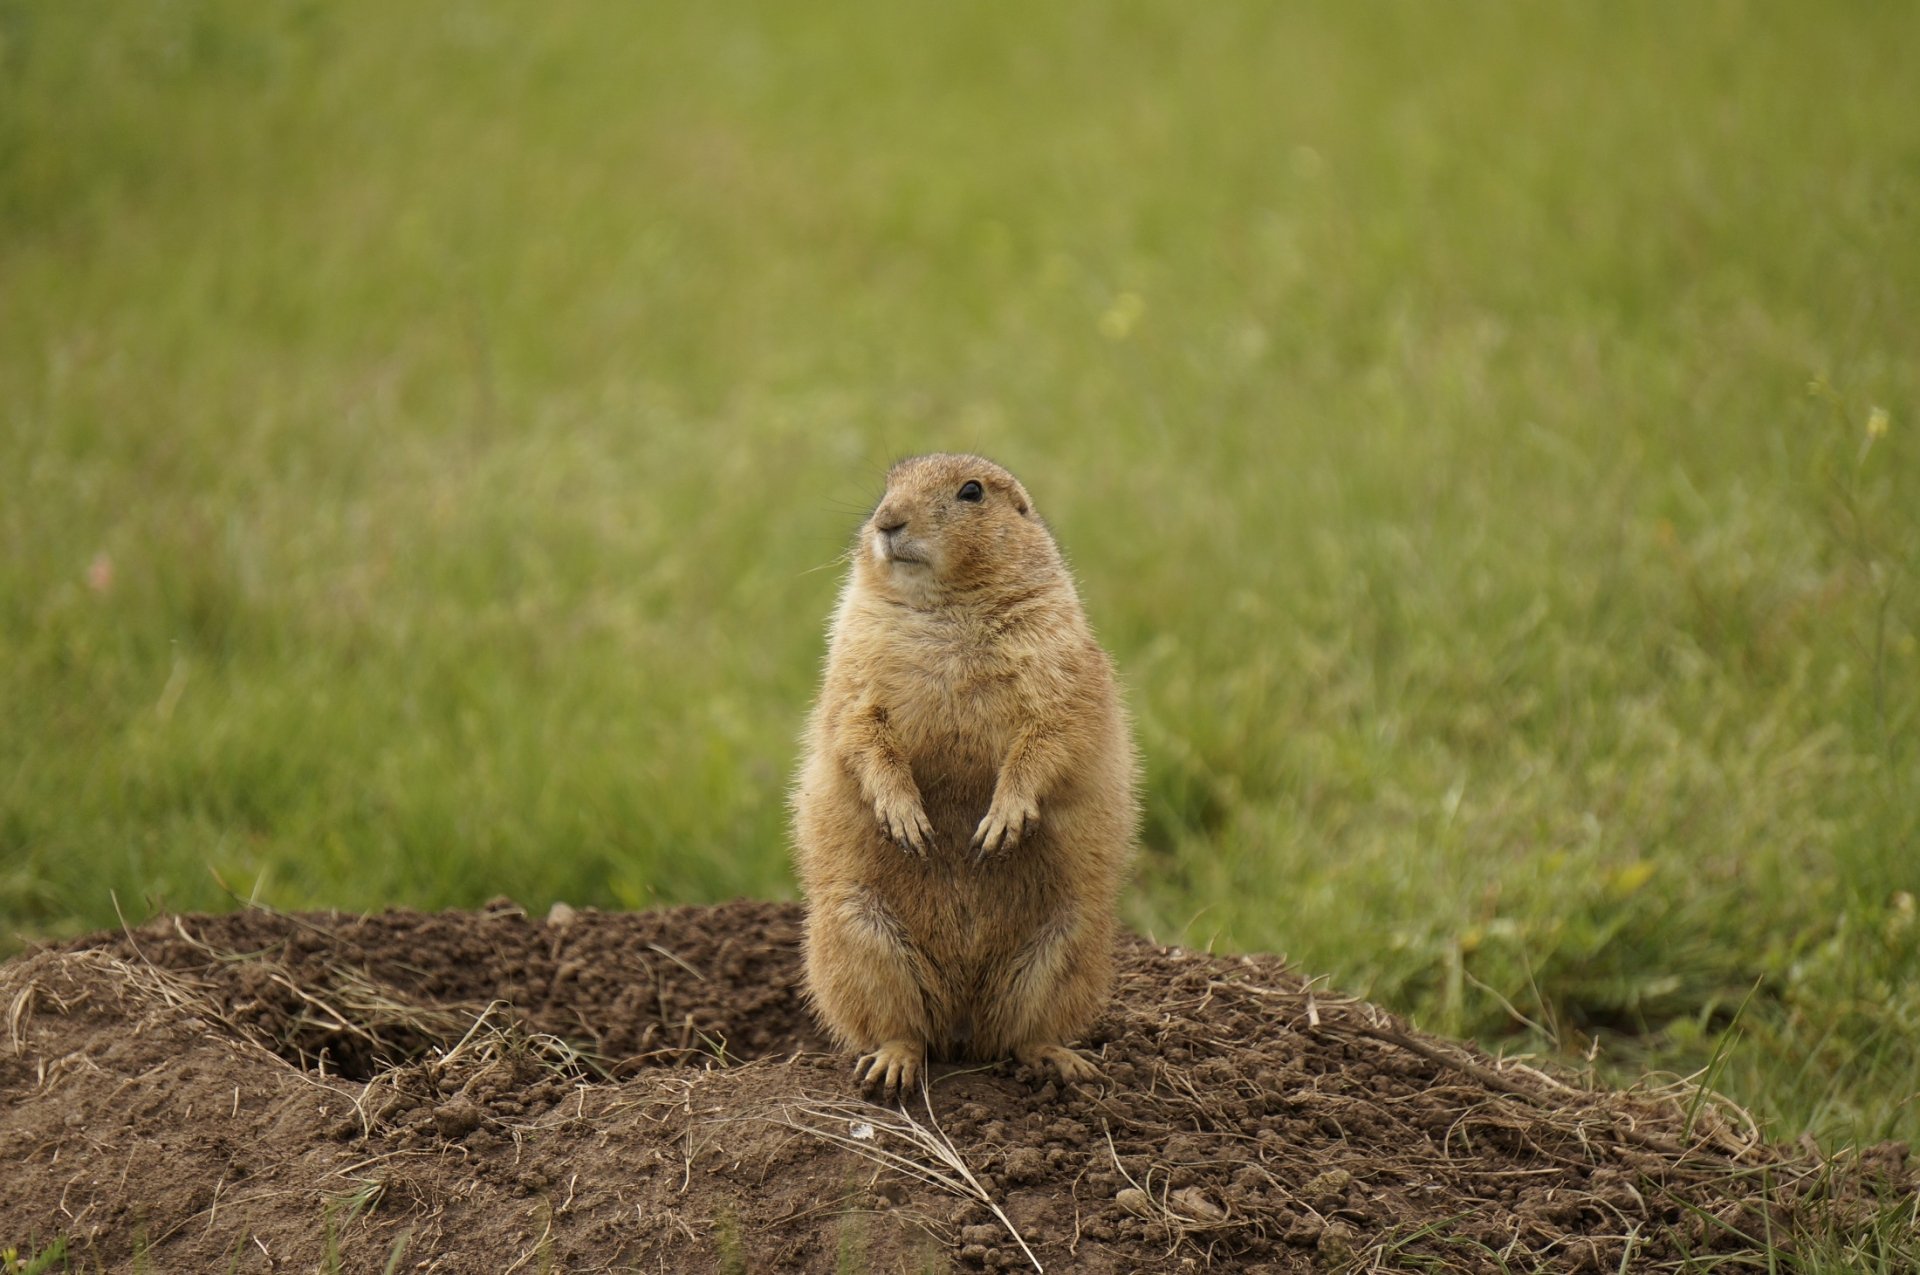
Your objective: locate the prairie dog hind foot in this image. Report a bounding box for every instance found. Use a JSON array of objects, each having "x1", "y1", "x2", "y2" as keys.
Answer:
[
  {"x1": 1014, "y1": 1041, "x2": 1104, "y2": 1087},
  {"x1": 853, "y1": 1039, "x2": 925, "y2": 1100}
]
